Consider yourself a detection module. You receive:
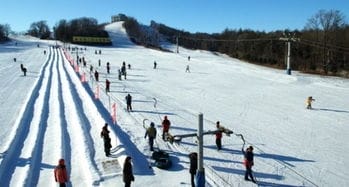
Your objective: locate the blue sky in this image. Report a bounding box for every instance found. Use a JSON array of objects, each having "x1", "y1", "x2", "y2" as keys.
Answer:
[{"x1": 1, "y1": 0, "x2": 348, "y2": 33}]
